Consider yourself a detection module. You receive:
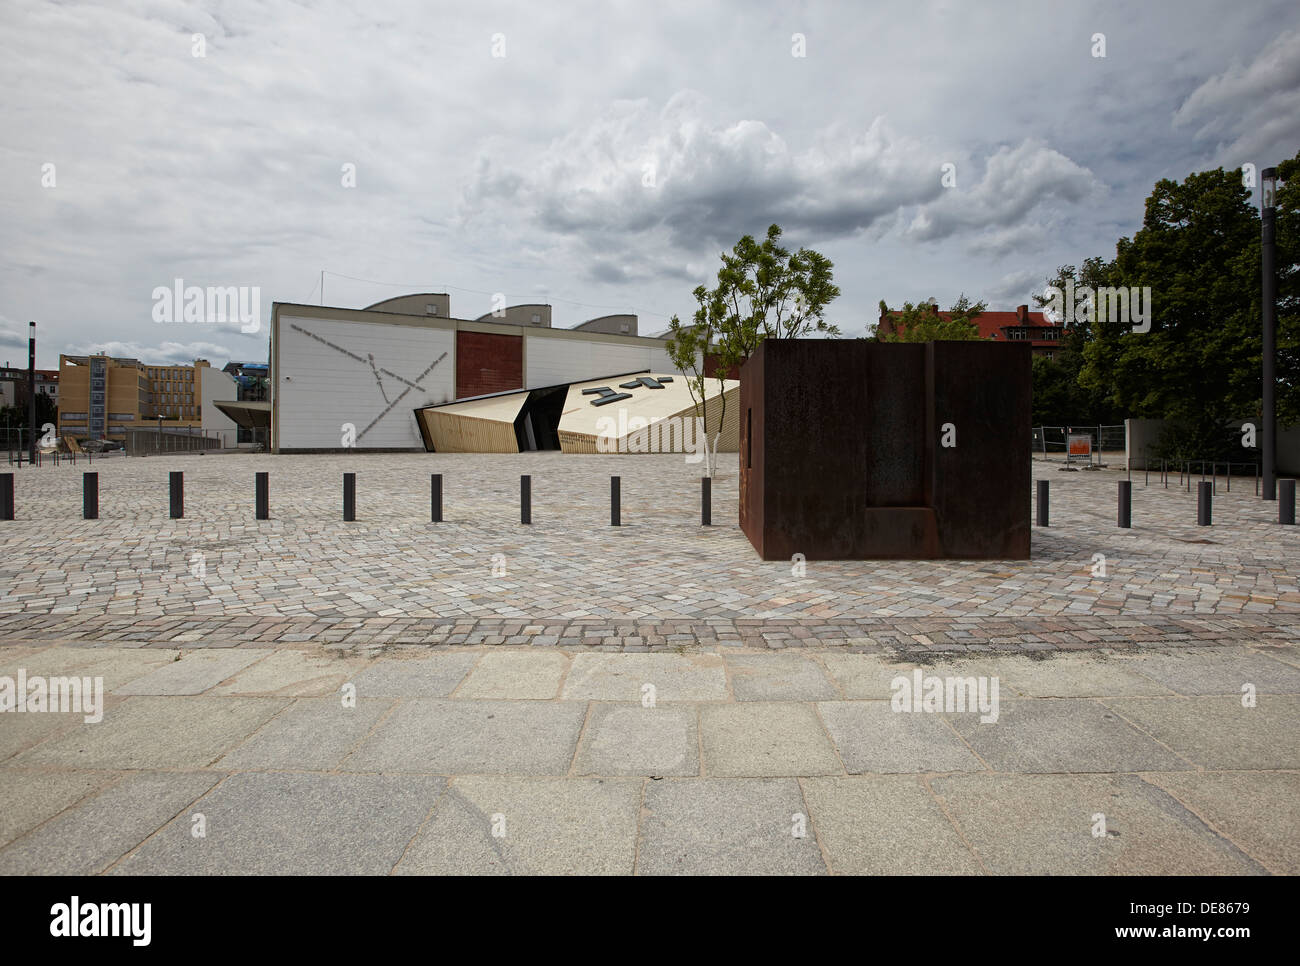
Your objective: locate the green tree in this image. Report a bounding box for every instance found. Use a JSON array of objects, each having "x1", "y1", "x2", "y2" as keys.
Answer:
[
  {"x1": 1030, "y1": 258, "x2": 1122, "y2": 425},
  {"x1": 1077, "y1": 159, "x2": 1300, "y2": 458},
  {"x1": 0, "y1": 390, "x2": 57, "y2": 441},
  {"x1": 664, "y1": 283, "x2": 731, "y2": 477},
  {"x1": 877, "y1": 295, "x2": 987, "y2": 342},
  {"x1": 666, "y1": 224, "x2": 842, "y2": 475}
]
